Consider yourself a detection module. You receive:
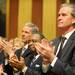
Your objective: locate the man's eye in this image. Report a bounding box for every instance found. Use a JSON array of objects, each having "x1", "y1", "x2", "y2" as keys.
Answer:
[
  {"x1": 58, "y1": 13, "x2": 66, "y2": 17},
  {"x1": 58, "y1": 14, "x2": 60, "y2": 16},
  {"x1": 62, "y1": 13, "x2": 67, "y2": 16}
]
